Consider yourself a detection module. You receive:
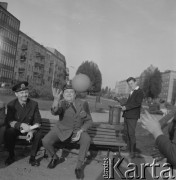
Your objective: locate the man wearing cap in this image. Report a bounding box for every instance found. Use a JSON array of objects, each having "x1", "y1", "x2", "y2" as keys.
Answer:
[
  {"x1": 42, "y1": 82, "x2": 92, "y2": 179},
  {"x1": 4, "y1": 81, "x2": 43, "y2": 166}
]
